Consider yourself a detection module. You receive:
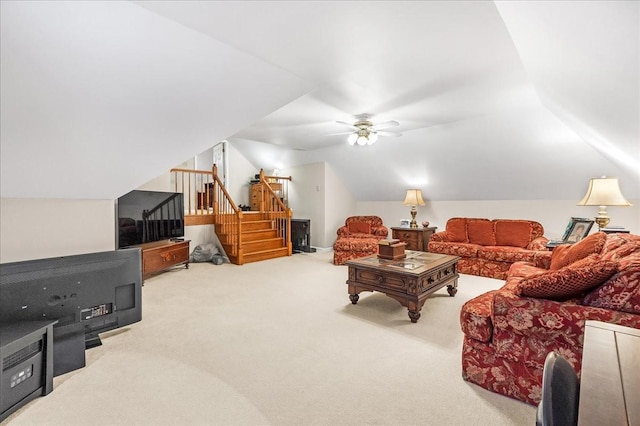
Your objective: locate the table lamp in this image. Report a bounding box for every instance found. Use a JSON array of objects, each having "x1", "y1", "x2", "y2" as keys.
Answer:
[
  {"x1": 403, "y1": 189, "x2": 425, "y2": 228},
  {"x1": 577, "y1": 177, "x2": 632, "y2": 230}
]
